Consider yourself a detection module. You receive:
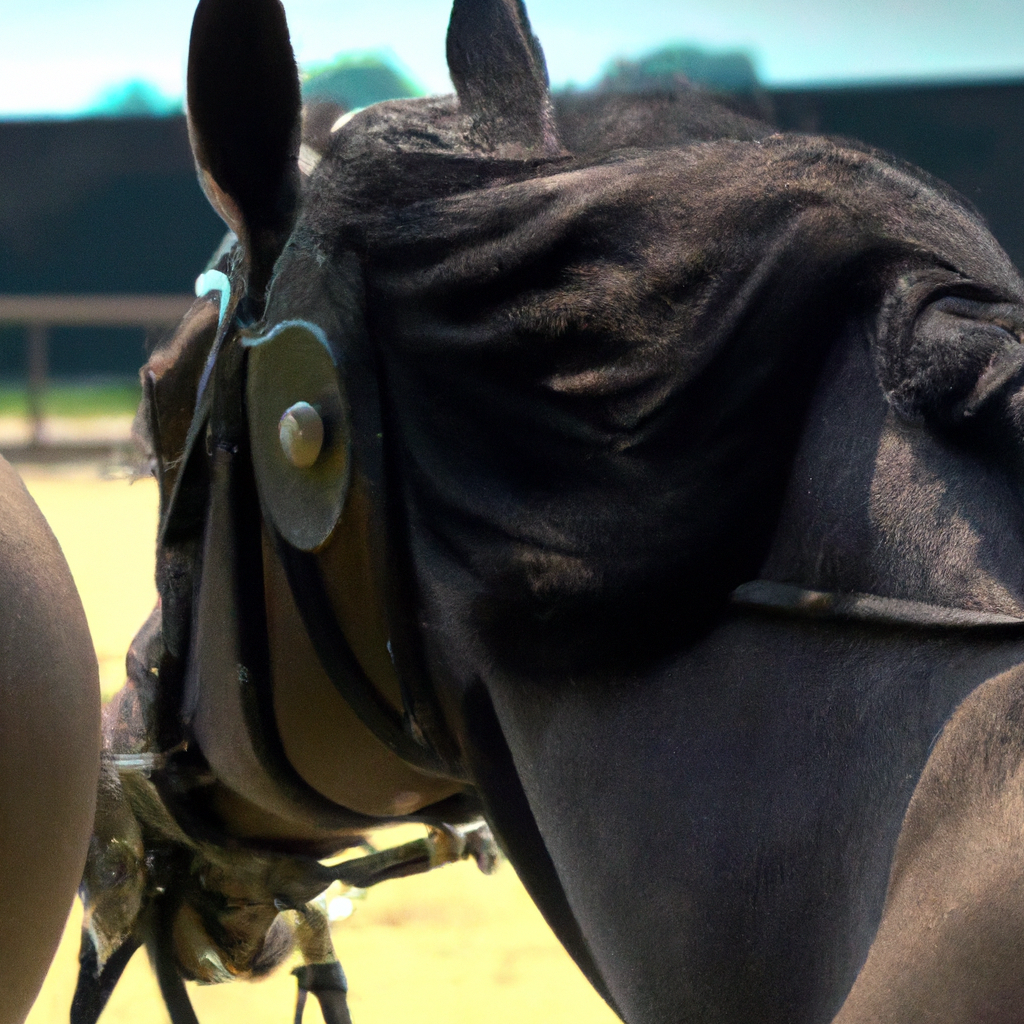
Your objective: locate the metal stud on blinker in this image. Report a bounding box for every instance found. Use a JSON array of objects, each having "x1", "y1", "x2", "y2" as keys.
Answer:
[
  {"x1": 279, "y1": 401, "x2": 324, "y2": 469},
  {"x1": 246, "y1": 320, "x2": 350, "y2": 550}
]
